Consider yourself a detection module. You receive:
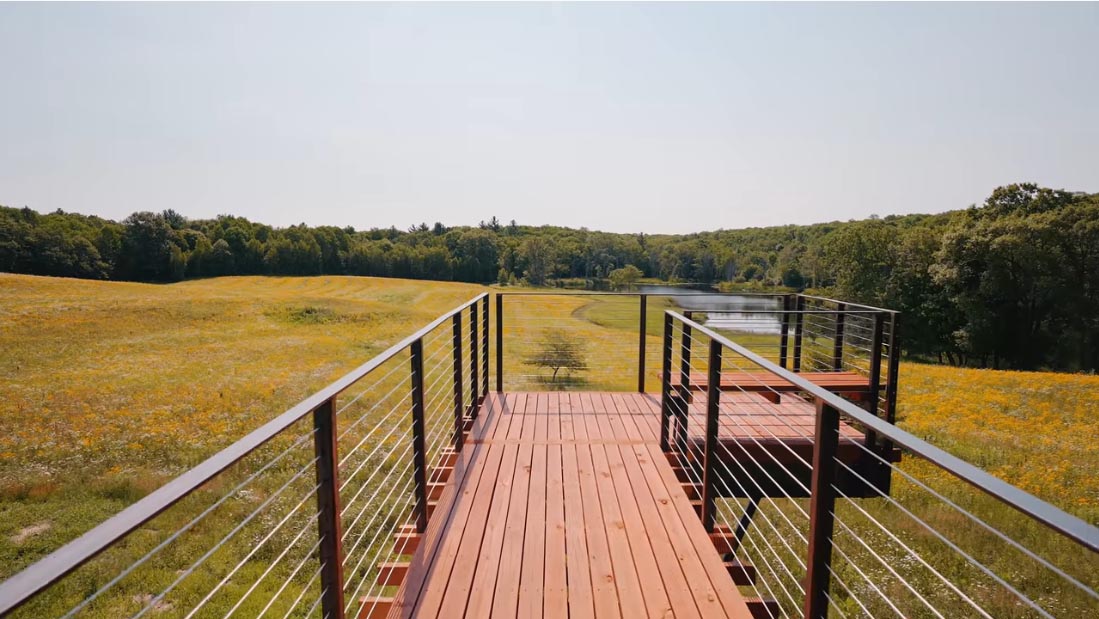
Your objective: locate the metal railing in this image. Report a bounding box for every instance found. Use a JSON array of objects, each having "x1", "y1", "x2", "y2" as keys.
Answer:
[
  {"x1": 659, "y1": 310, "x2": 1099, "y2": 618},
  {"x1": 0, "y1": 294, "x2": 490, "y2": 619},
  {"x1": 7, "y1": 289, "x2": 1097, "y2": 619},
  {"x1": 493, "y1": 291, "x2": 897, "y2": 399}
]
